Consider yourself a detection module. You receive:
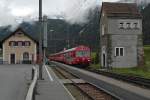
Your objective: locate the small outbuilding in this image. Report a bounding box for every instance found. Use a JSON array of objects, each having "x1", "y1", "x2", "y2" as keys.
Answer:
[
  {"x1": 100, "y1": 2, "x2": 144, "y2": 68},
  {"x1": 2, "y1": 28, "x2": 37, "y2": 64}
]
